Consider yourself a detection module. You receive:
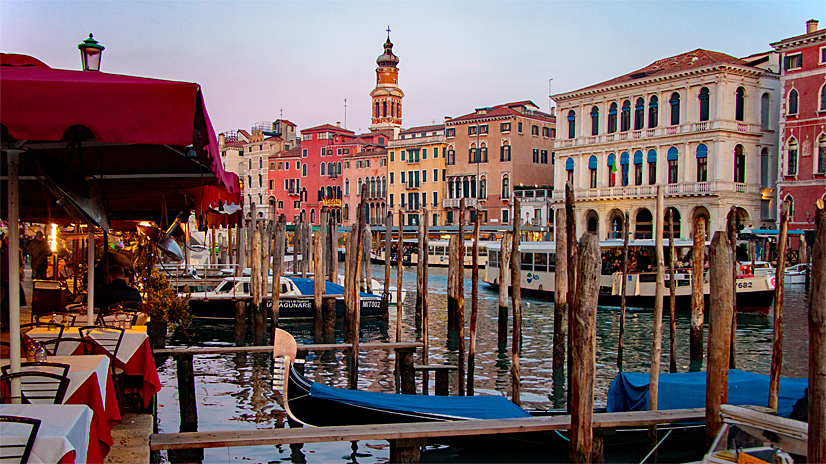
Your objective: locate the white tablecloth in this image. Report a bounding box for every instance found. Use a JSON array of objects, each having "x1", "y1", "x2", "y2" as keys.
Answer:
[
  {"x1": 0, "y1": 403, "x2": 92, "y2": 463},
  {"x1": 1, "y1": 355, "x2": 110, "y2": 406},
  {"x1": 26, "y1": 326, "x2": 148, "y2": 365}
]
